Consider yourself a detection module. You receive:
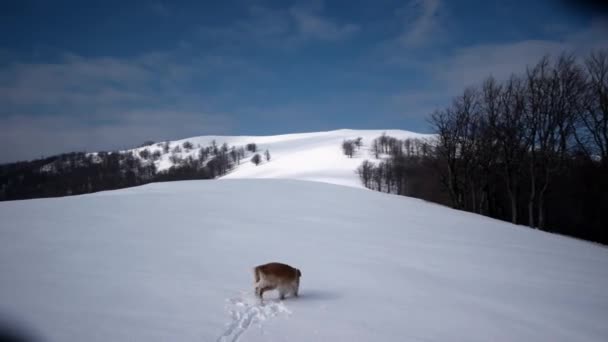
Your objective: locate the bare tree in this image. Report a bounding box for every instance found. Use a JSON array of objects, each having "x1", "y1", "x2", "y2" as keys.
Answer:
[
  {"x1": 230, "y1": 147, "x2": 239, "y2": 164},
  {"x1": 523, "y1": 57, "x2": 549, "y2": 228},
  {"x1": 527, "y1": 55, "x2": 585, "y2": 229},
  {"x1": 198, "y1": 147, "x2": 209, "y2": 163},
  {"x1": 470, "y1": 78, "x2": 503, "y2": 215},
  {"x1": 372, "y1": 164, "x2": 383, "y2": 191},
  {"x1": 454, "y1": 88, "x2": 483, "y2": 213},
  {"x1": 342, "y1": 140, "x2": 355, "y2": 158},
  {"x1": 152, "y1": 150, "x2": 162, "y2": 161},
  {"x1": 494, "y1": 75, "x2": 530, "y2": 224},
  {"x1": 356, "y1": 160, "x2": 374, "y2": 188},
  {"x1": 182, "y1": 141, "x2": 193, "y2": 150},
  {"x1": 138, "y1": 149, "x2": 151, "y2": 160},
  {"x1": 354, "y1": 137, "x2": 363, "y2": 148},
  {"x1": 237, "y1": 147, "x2": 246, "y2": 160},
  {"x1": 429, "y1": 88, "x2": 480, "y2": 210},
  {"x1": 578, "y1": 50, "x2": 608, "y2": 167},
  {"x1": 430, "y1": 108, "x2": 461, "y2": 208},
  {"x1": 246, "y1": 143, "x2": 257, "y2": 153},
  {"x1": 211, "y1": 140, "x2": 218, "y2": 155},
  {"x1": 371, "y1": 139, "x2": 381, "y2": 158}
]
